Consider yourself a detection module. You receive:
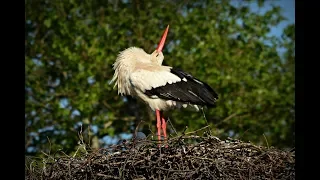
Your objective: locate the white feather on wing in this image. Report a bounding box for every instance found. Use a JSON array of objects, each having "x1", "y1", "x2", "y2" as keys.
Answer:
[{"x1": 129, "y1": 65, "x2": 182, "y2": 92}]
